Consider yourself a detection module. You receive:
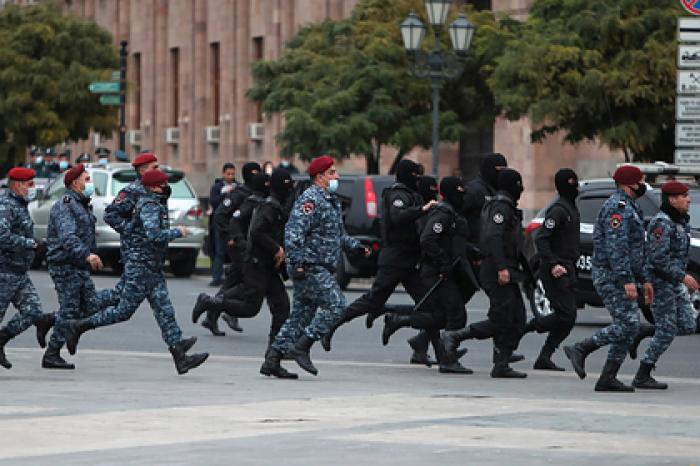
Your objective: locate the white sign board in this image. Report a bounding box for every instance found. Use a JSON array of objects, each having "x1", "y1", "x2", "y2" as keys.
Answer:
[
  {"x1": 679, "y1": 45, "x2": 700, "y2": 68},
  {"x1": 678, "y1": 71, "x2": 700, "y2": 94},
  {"x1": 677, "y1": 97, "x2": 700, "y2": 119},
  {"x1": 675, "y1": 149, "x2": 700, "y2": 164},
  {"x1": 679, "y1": 18, "x2": 700, "y2": 42},
  {"x1": 676, "y1": 123, "x2": 700, "y2": 146}
]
